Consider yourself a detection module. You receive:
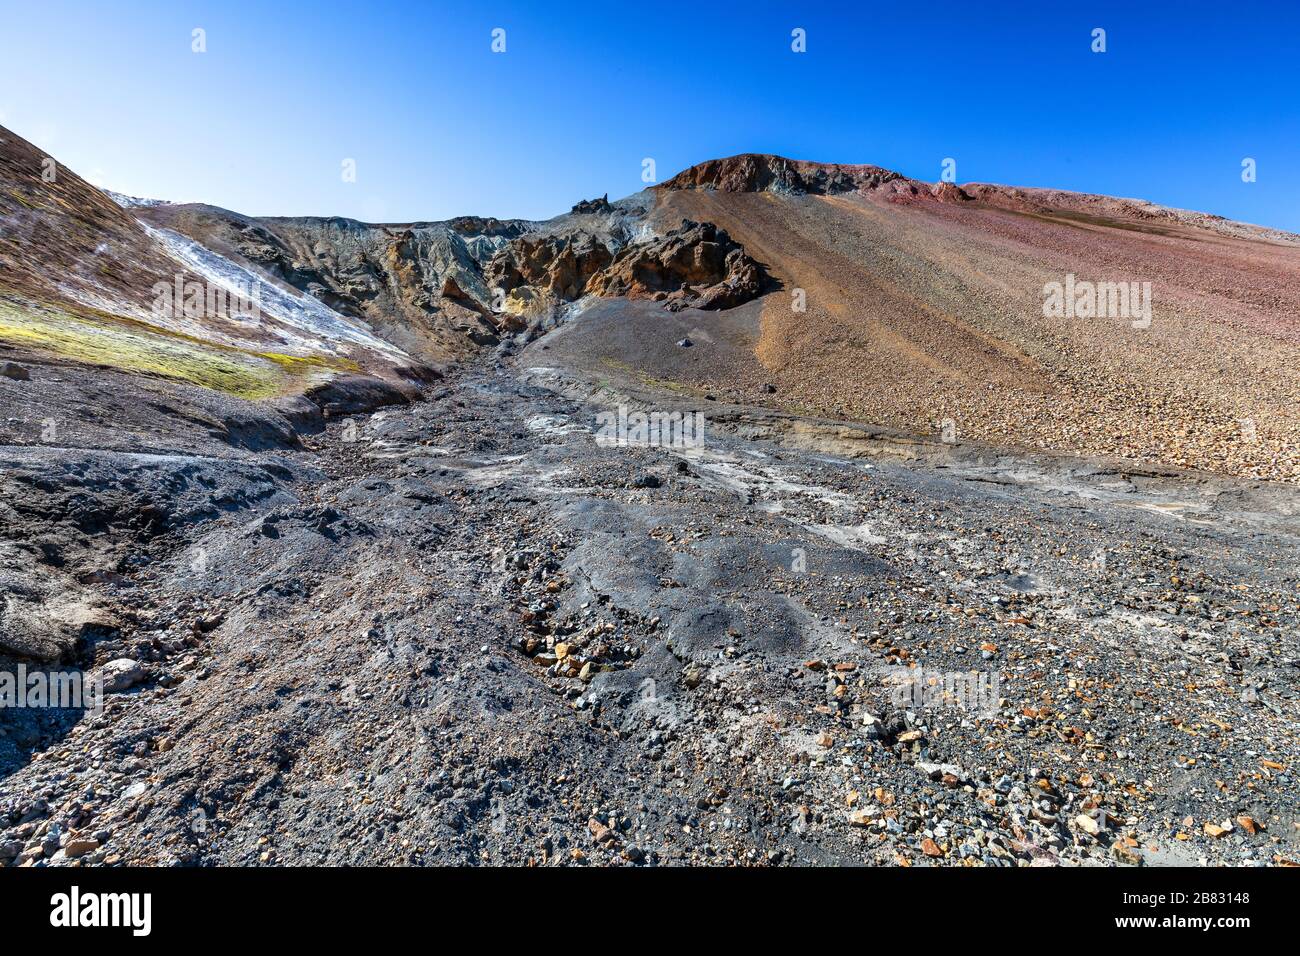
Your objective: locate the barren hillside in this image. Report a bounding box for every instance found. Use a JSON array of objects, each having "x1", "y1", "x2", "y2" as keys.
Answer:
[{"x1": 643, "y1": 155, "x2": 1300, "y2": 481}]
